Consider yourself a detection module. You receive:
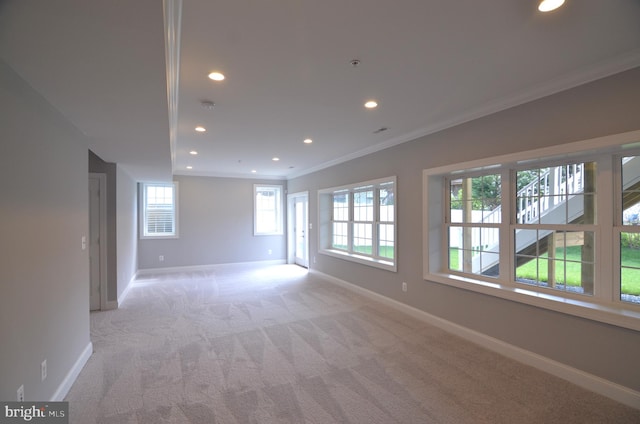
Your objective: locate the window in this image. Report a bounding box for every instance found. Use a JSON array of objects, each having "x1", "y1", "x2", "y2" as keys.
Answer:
[
  {"x1": 424, "y1": 131, "x2": 640, "y2": 330},
  {"x1": 620, "y1": 156, "x2": 640, "y2": 304},
  {"x1": 254, "y1": 184, "x2": 283, "y2": 235},
  {"x1": 319, "y1": 177, "x2": 396, "y2": 271},
  {"x1": 514, "y1": 163, "x2": 596, "y2": 296},
  {"x1": 448, "y1": 174, "x2": 501, "y2": 277},
  {"x1": 141, "y1": 182, "x2": 178, "y2": 238}
]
